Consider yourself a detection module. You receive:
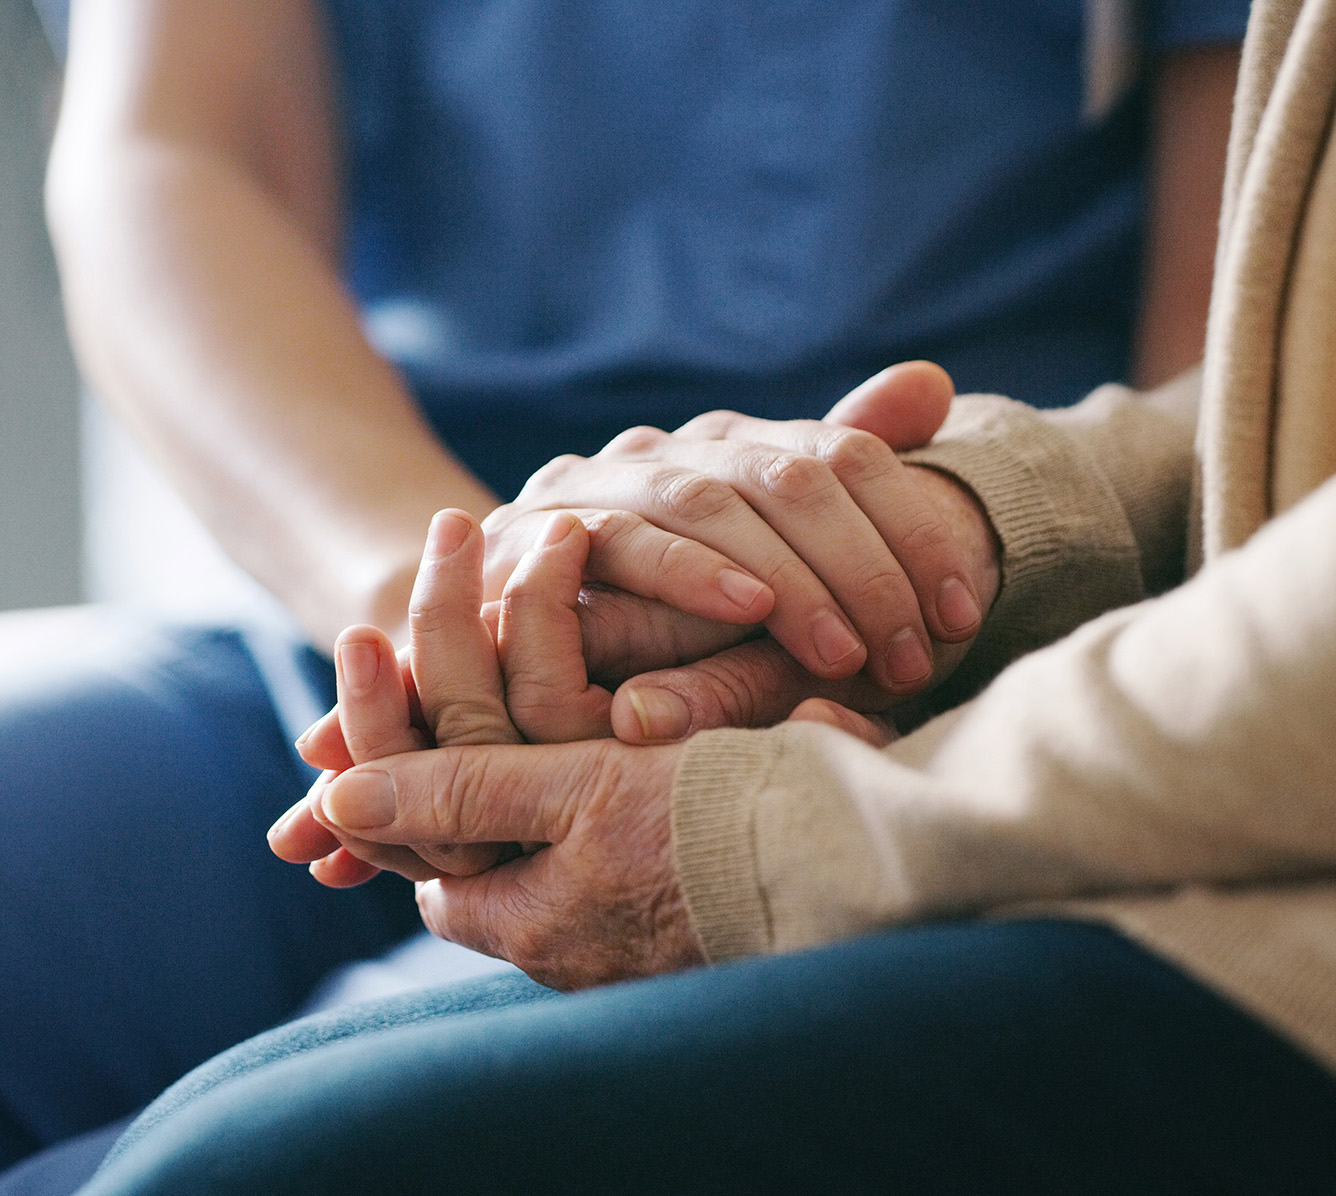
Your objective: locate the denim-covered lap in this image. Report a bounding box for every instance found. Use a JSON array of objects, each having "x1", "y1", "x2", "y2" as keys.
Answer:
[
  {"x1": 0, "y1": 609, "x2": 420, "y2": 1170},
  {"x1": 75, "y1": 921, "x2": 1336, "y2": 1196}
]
